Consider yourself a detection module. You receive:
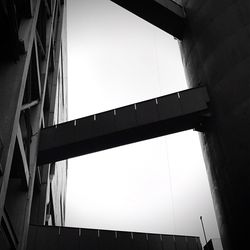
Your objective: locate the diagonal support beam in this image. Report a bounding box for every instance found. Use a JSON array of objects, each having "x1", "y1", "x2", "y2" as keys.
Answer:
[
  {"x1": 37, "y1": 87, "x2": 210, "y2": 165},
  {"x1": 10, "y1": 125, "x2": 30, "y2": 189},
  {"x1": 111, "y1": 0, "x2": 186, "y2": 39}
]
